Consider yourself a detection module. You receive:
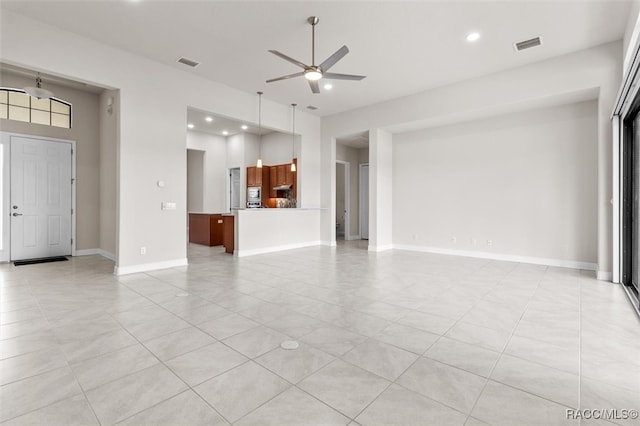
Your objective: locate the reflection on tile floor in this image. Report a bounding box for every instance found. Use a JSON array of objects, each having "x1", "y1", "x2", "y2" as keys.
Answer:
[{"x1": 1, "y1": 241, "x2": 639, "y2": 425}]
